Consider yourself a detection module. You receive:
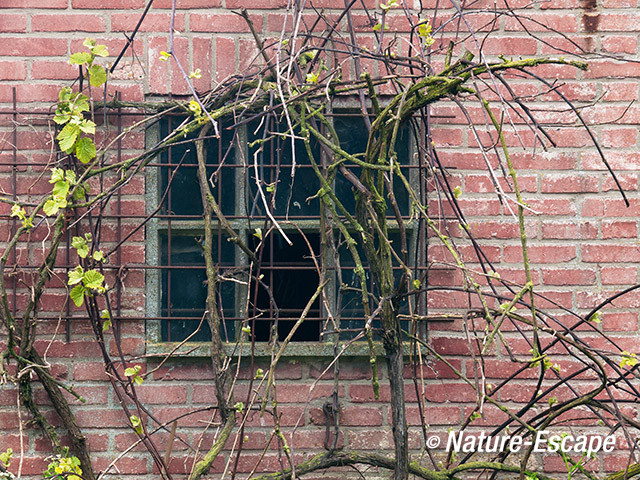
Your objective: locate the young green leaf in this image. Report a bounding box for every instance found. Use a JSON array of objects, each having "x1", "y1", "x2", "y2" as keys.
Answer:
[
  {"x1": 79, "y1": 119, "x2": 96, "y2": 135},
  {"x1": 130, "y1": 415, "x2": 143, "y2": 435},
  {"x1": 68, "y1": 266, "x2": 85, "y2": 285},
  {"x1": 83, "y1": 38, "x2": 96, "y2": 49},
  {"x1": 57, "y1": 123, "x2": 80, "y2": 153},
  {"x1": 0, "y1": 448, "x2": 13, "y2": 468},
  {"x1": 72, "y1": 236, "x2": 89, "y2": 258},
  {"x1": 76, "y1": 137, "x2": 97, "y2": 164},
  {"x1": 101, "y1": 309, "x2": 111, "y2": 332},
  {"x1": 82, "y1": 269, "x2": 104, "y2": 290},
  {"x1": 91, "y1": 43, "x2": 109, "y2": 57},
  {"x1": 88, "y1": 64, "x2": 107, "y2": 87},
  {"x1": 52, "y1": 180, "x2": 70, "y2": 198},
  {"x1": 92, "y1": 250, "x2": 104, "y2": 262},
  {"x1": 69, "y1": 52, "x2": 92, "y2": 65},
  {"x1": 50, "y1": 167, "x2": 65, "y2": 184},
  {"x1": 43, "y1": 198, "x2": 62, "y2": 216},
  {"x1": 69, "y1": 284, "x2": 86, "y2": 307},
  {"x1": 620, "y1": 351, "x2": 638, "y2": 369}
]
